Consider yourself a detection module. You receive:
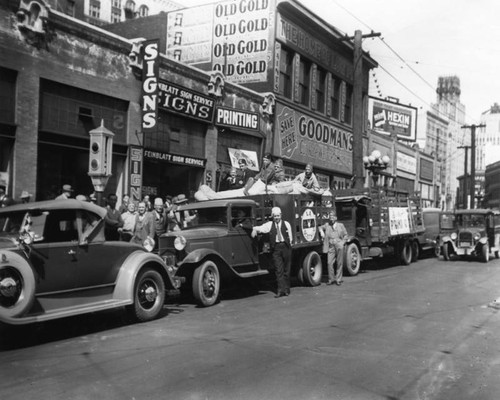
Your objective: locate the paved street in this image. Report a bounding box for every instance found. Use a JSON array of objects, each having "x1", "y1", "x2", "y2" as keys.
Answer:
[{"x1": 2, "y1": 255, "x2": 500, "y2": 400}]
